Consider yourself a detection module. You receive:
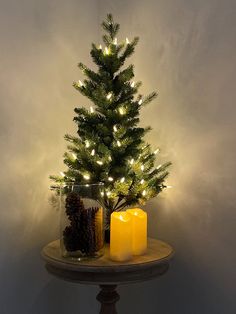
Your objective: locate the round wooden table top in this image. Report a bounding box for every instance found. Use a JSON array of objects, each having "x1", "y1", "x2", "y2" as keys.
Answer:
[{"x1": 41, "y1": 238, "x2": 174, "y2": 285}]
